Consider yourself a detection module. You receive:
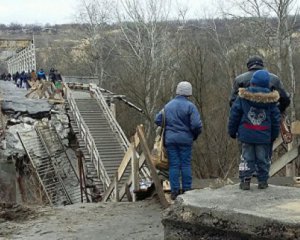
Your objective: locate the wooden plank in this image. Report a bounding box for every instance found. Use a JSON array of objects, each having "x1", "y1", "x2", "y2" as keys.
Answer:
[
  {"x1": 273, "y1": 137, "x2": 283, "y2": 151},
  {"x1": 125, "y1": 183, "x2": 133, "y2": 202},
  {"x1": 48, "y1": 98, "x2": 65, "y2": 104},
  {"x1": 286, "y1": 142, "x2": 296, "y2": 177},
  {"x1": 131, "y1": 144, "x2": 139, "y2": 202},
  {"x1": 102, "y1": 148, "x2": 147, "y2": 202},
  {"x1": 286, "y1": 162, "x2": 295, "y2": 177},
  {"x1": 102, "y1": 179, "x2": 115, "y2": 201},
  {"x1": 291, "y1": 121, "x2": 300, "y2": 135},
  {"x1": 25, "y1": 88, "x2": 38, "y2": 98},
  {"x1": 133, "y1": 132, "x2": 140, "y2": 146},
  {"x1": 117, "y1": 146, "x2": 133, "y2": 180},
  {"x1": 114, "y1": 172, "x2": 119, "y2": 202},
  {"x1": 137, "y1": 125, "x2": 169, "y2": 208},
  {"x1": 270, "y1": 147, "x2": 299, "y2": 176}
]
